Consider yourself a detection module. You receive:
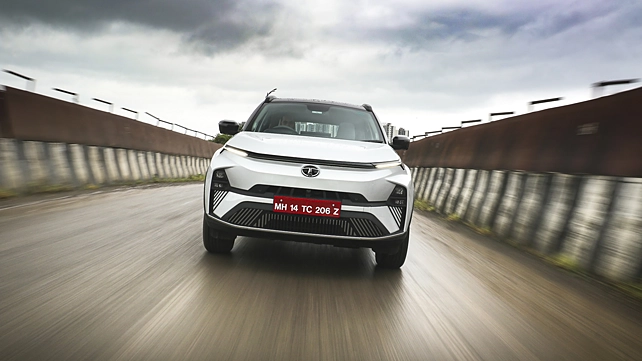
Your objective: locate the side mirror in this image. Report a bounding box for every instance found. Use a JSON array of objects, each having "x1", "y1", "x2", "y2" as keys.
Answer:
[
  {"x1": 390, "y1": 135, "x2": 410, "y2": 150},
  {"x1": 219, "y1": 120, "x2": 240, "y2": 135}
]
